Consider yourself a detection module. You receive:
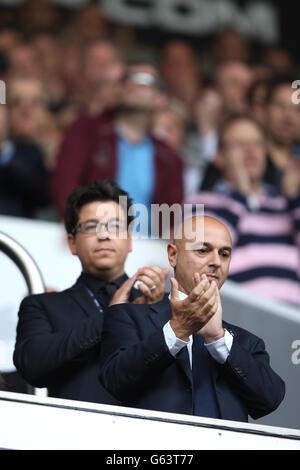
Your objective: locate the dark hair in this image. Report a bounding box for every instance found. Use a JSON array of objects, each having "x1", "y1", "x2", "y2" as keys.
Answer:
[
  {"x1": 265, "y1": 75, "x2": 296, "y2": 105},
  {"x1": 218, "y1": 114, "x2": 266, "y2": 150},
  {"x1": 64, "y1": 180, "x2": 134, "y2": 235}
]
